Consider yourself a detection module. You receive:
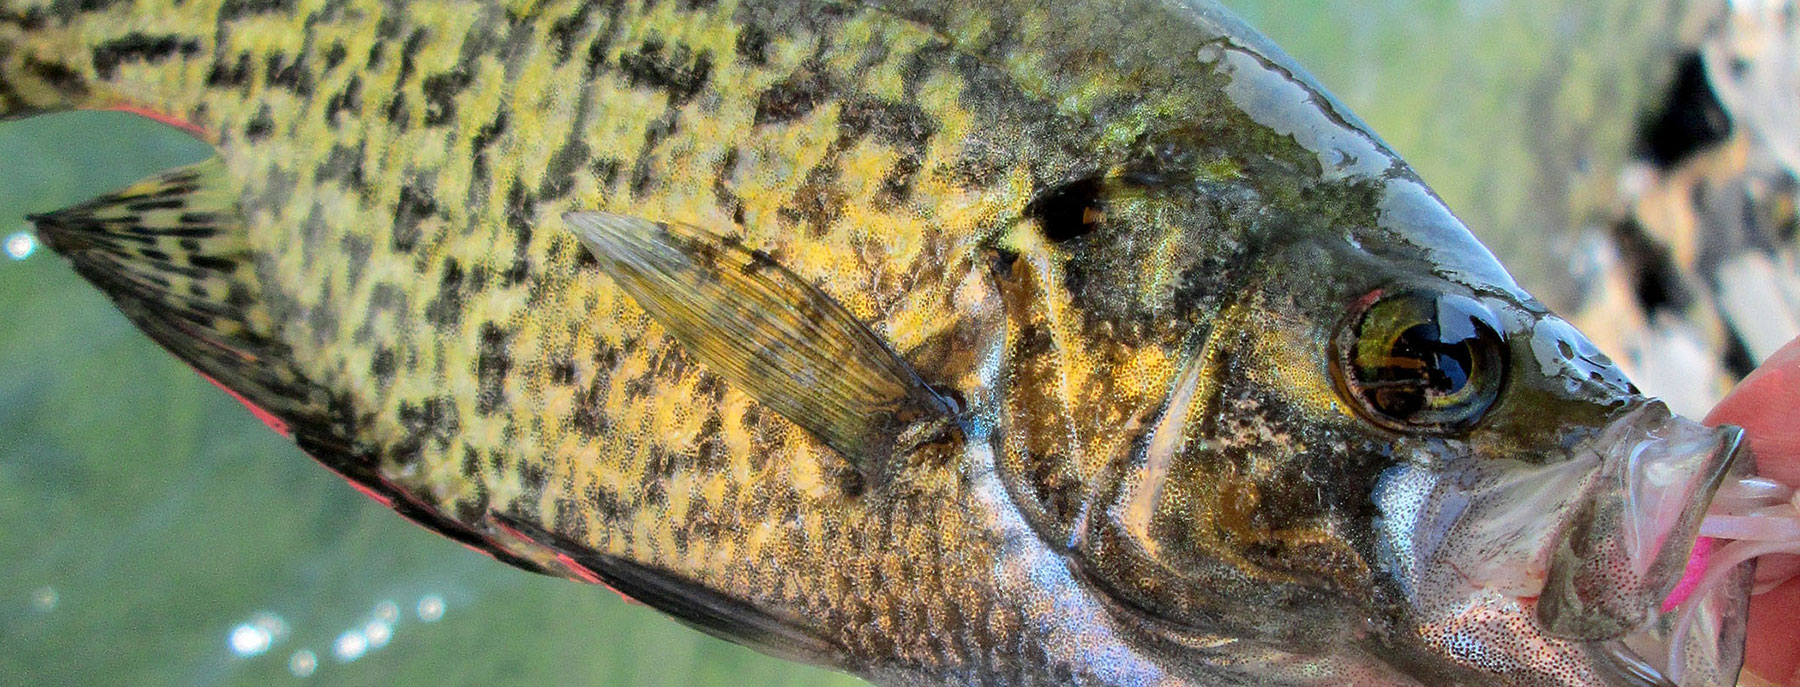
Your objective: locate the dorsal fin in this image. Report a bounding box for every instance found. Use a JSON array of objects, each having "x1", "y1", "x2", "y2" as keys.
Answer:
[{"x1": 565, "y1": 212, "x2": 956, "y2": 485}]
